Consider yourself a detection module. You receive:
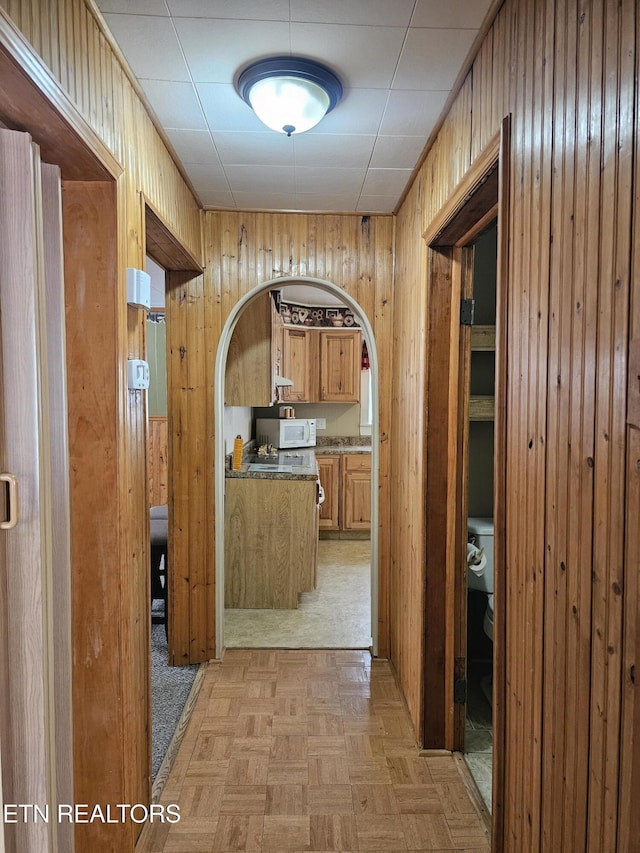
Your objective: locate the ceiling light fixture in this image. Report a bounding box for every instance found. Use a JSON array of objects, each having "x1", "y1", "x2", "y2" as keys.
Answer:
[{"x1": 236, "y1": 56, "x2": 342, "y2": 137}]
